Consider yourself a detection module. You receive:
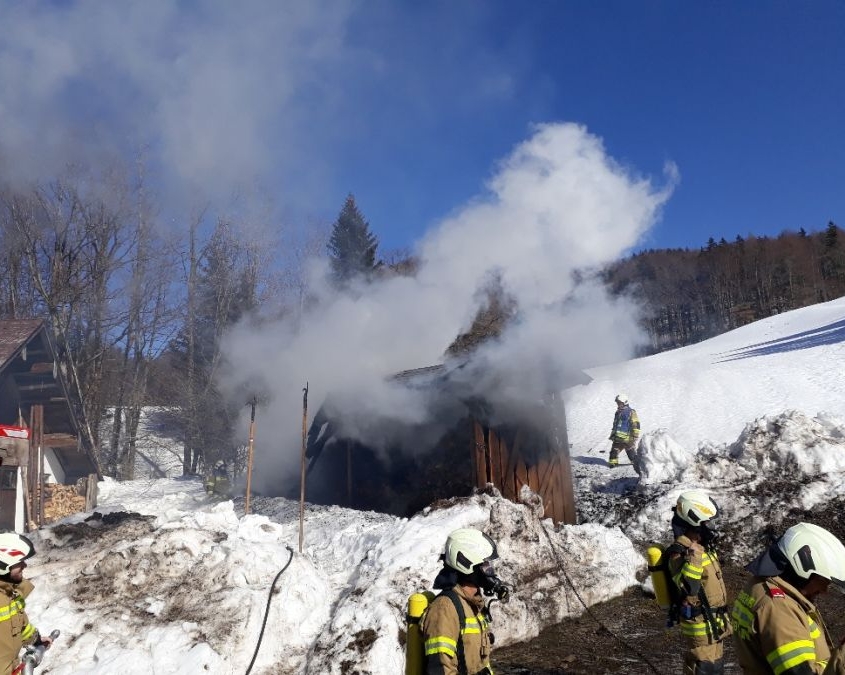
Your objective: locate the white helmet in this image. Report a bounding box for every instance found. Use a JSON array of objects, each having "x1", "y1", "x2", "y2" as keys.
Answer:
[
  {"x1": 777, "y1": 523, "x2": 845, "y2": 588},
  {"x1": 443, "y1": 528, "x2": 498, "y2": 575},
  {"x1": 675, "y1": 490, "x2": 718, "y2": 527},
  {"x1": 0, "y1": 532, "x2": 35, "y2": 575},
  {"x1": 615, "y1": 393, "x2": 629, "y2": 405}
]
